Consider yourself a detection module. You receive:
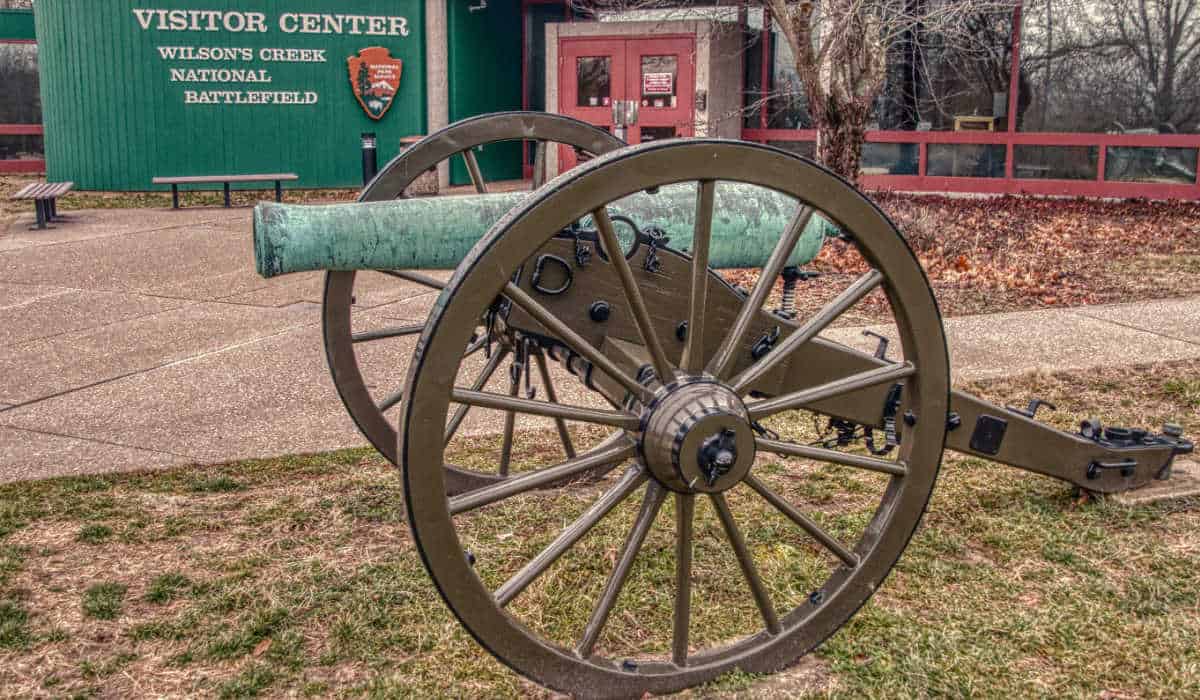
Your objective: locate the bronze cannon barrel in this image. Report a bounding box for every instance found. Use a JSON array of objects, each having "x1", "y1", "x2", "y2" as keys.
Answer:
[{"x1": 253, "y1": 183, "x2": 834, "y2": 278}]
